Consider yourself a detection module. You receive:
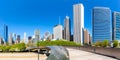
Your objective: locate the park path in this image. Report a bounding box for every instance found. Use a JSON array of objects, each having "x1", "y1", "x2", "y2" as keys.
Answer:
[{"x1": 67, "y1": 48, "x2": 117, "y2": 60}]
